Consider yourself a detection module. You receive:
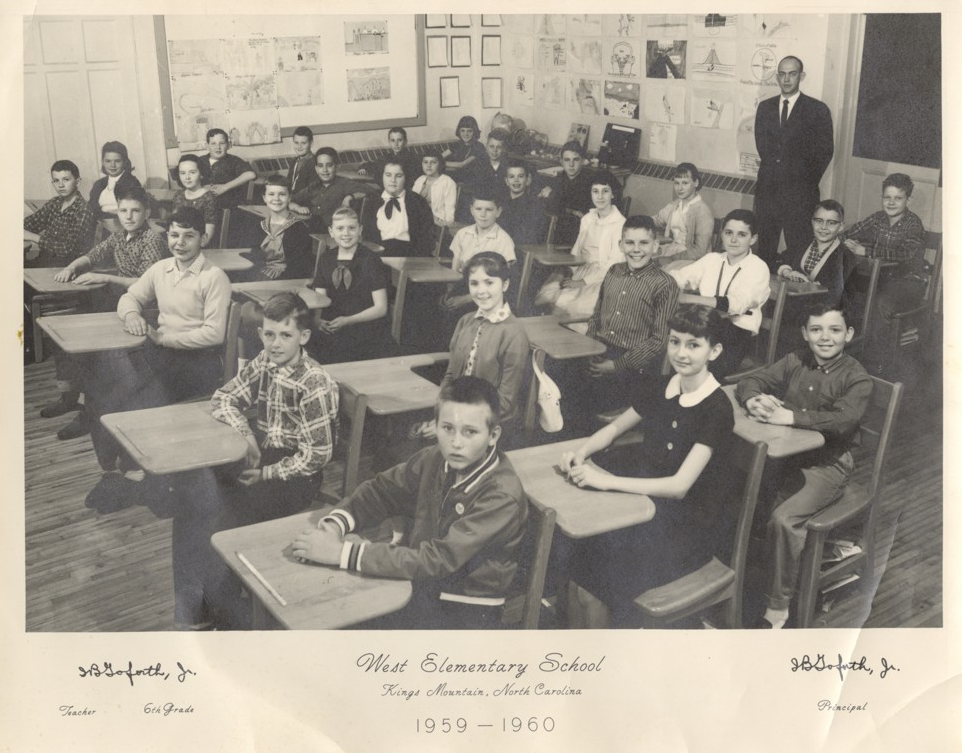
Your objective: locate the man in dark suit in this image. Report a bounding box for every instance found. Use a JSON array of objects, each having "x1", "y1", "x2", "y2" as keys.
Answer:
[
  {"x1": 754, "y1": 56, "x2": 835, "y2": 269},
  {"x1": 361, "y1": 159, "x2": 436, "y2": 256}
]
